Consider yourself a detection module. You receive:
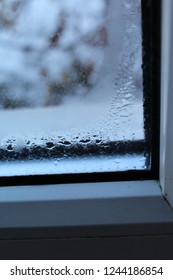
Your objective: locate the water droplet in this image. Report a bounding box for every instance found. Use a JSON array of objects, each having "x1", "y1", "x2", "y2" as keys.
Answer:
[
  {"x1": 79, "y1": 139, "x2": 90, "y2": 144},
  {"x1": 59, "y1": 141, "x2": 71, "y2": 146},
  {"x1": 46, "y1": 142, "x2": 55, "y2": 149},
  {"x1": 7, "y1": 144, "x2": 13, "y2": 151}
]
